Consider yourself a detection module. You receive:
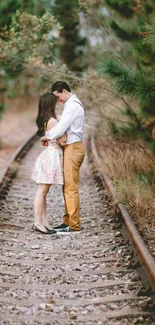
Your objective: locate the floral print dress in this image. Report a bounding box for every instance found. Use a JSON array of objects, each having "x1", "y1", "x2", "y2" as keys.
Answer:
[{"x1": 31, "y1": 135, "x2": 64, "y2": 185}]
